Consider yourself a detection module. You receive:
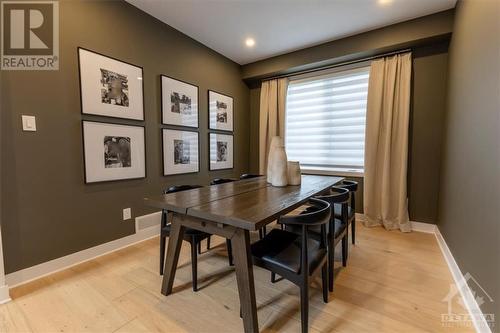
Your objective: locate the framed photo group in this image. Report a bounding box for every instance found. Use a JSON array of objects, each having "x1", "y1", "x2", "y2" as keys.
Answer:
[
  {"x1": 78, "y1": 47, "x2": 234, "y2": 182},
  {"x1": 79, "y1": 48, "x2": 146, "y2": 183}
]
